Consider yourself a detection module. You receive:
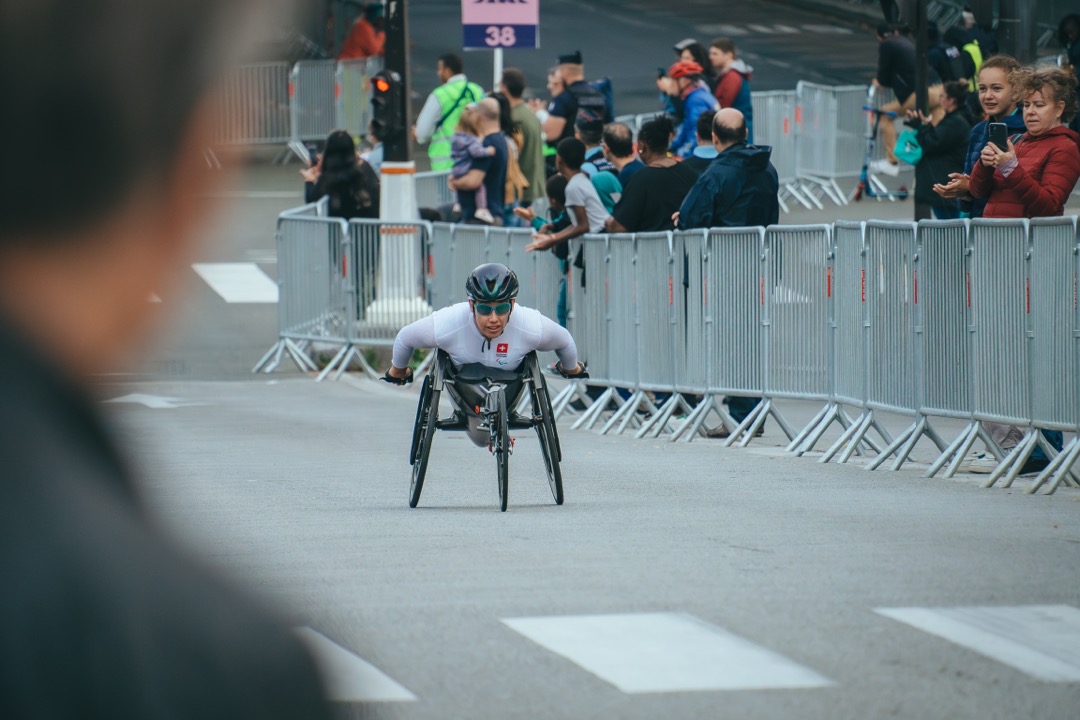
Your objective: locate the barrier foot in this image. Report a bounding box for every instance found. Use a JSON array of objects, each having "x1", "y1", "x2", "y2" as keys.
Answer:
[
  {"x1": 571, "y1": 388, "x2": 622, "y2": 431},
  {"x1": 926, "y1": 421, "x2": 976, "y2": 478},
  {"x1": 285, "y1": 339, "x2": 319, "y2": 373},
  {"x1": 788, "y1": 402, "x2": 844, "y2": 455},
  {"x1": 616, "y1": 393, "x2": 658, "y2": 435},
  {"x1": 819, "y1": 411, "x2": 868, "y2": 463},
  {"x1": 785, "y1": 183, "x2": 815, "y2": 210},
  {"x1": 252, "y1": 340, "x2": 286, "y2": 374},
  {"x1": 866, "y1": 420, "x2": 915, "y2": 471},
  {"x1": 1025, "y1": 434, "x2": 1080, "y2": 494},
  {"x1": 599, "y1": 390, "x2": 645, "y2": 436},
  {"x1": 1037, "y1": 438, "x2": 1080, "y2": 495},
  {"x1": 316, "y1": 344, "x2": 352, "y2": 382},
  {"x1": 636, "y1": 394, "x2": 679, "y2": 438},
  {"x1": 551, "y1": 381, "x2": 590, "y2": 420},
  {"x1": 639, "y1": 394, "x2": 697, "y2": 439},
  {"x1": 672, "y1": 395, "x2": 732, "y2": 443},
  {"x1": 797, "y1": 180, "x2": 827, "y2": 210},
  {"x1": 778, "y1": 195, "x2": 790, "y2": 214},
  {"x1": 984, "y1": 431, "x2": 1038, "y2": 489},
  {"x1": 826, "y1": 179, "x2": 849, "y2": 207}
]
